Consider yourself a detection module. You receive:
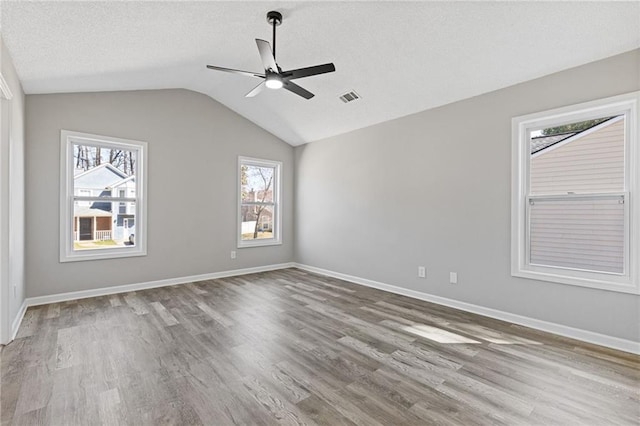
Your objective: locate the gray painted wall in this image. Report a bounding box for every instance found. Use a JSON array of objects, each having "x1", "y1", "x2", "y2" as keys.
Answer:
[
  {"x1": 0, "y1": 35, "x2": 26, "y2": 341},
  {"x1": 25, "y1": 89, "x2": 294, "y2": 297},
  {"x1": 294, "y1": 49, "x2": 640, "y2": 342}
]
